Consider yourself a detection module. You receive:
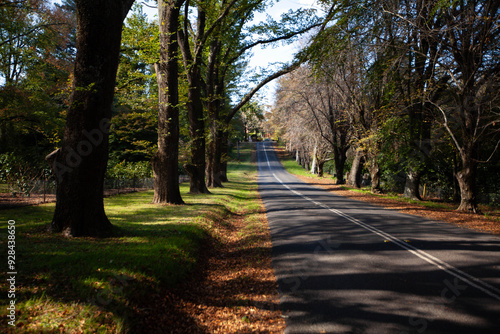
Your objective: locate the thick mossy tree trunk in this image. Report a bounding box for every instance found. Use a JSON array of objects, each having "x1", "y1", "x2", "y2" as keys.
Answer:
[
  {"x1": 370, "y1": 159, "x2": 381, "y2": 194},
  {"x1": 153, "y1": 0, "x2": 184, "y2": 204},
  {"x1": 48, "y1": 0, "x2": 135, "y2": 237},
  {"x1": 317, "y1": 160, "x2": 325, "y2": 177},
  {"x1": 403, "y1": 167, "x2": 422, "y2": 200}
]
